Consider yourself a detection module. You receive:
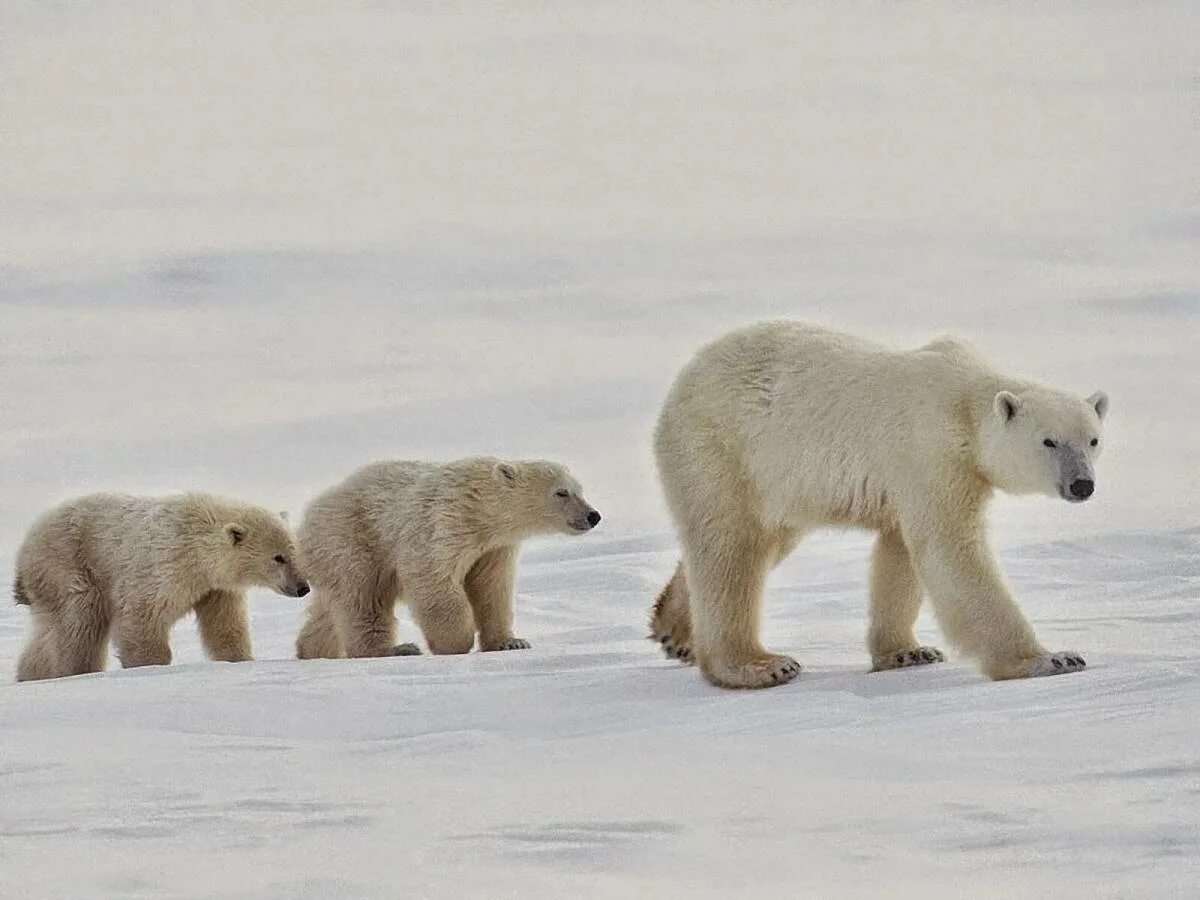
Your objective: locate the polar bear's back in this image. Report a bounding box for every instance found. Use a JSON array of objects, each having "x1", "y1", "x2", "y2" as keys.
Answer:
[
  {"x1": 297, "y1": 460, "x2": 448, "y2": 582},
  {"x1": 15, "y1": 492, "x2": 253, "y2": 596},
  {"x1": 655, "y1": 321, "x2": 993, "y2": 529}
]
